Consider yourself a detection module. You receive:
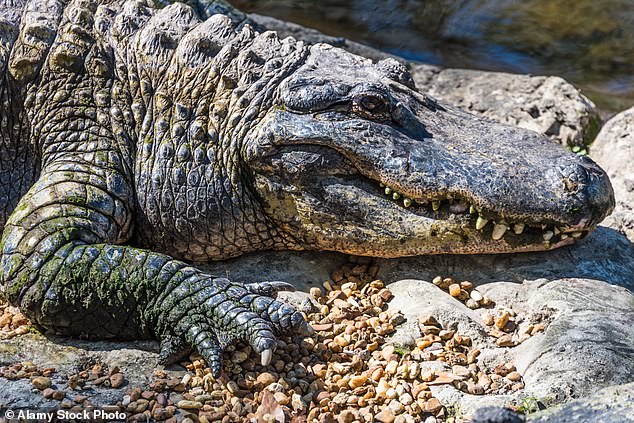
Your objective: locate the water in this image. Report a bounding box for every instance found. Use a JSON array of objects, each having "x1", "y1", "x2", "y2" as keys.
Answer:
[{"x1": 233, "y1": 0, "x2": 634, "y2": 114}]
